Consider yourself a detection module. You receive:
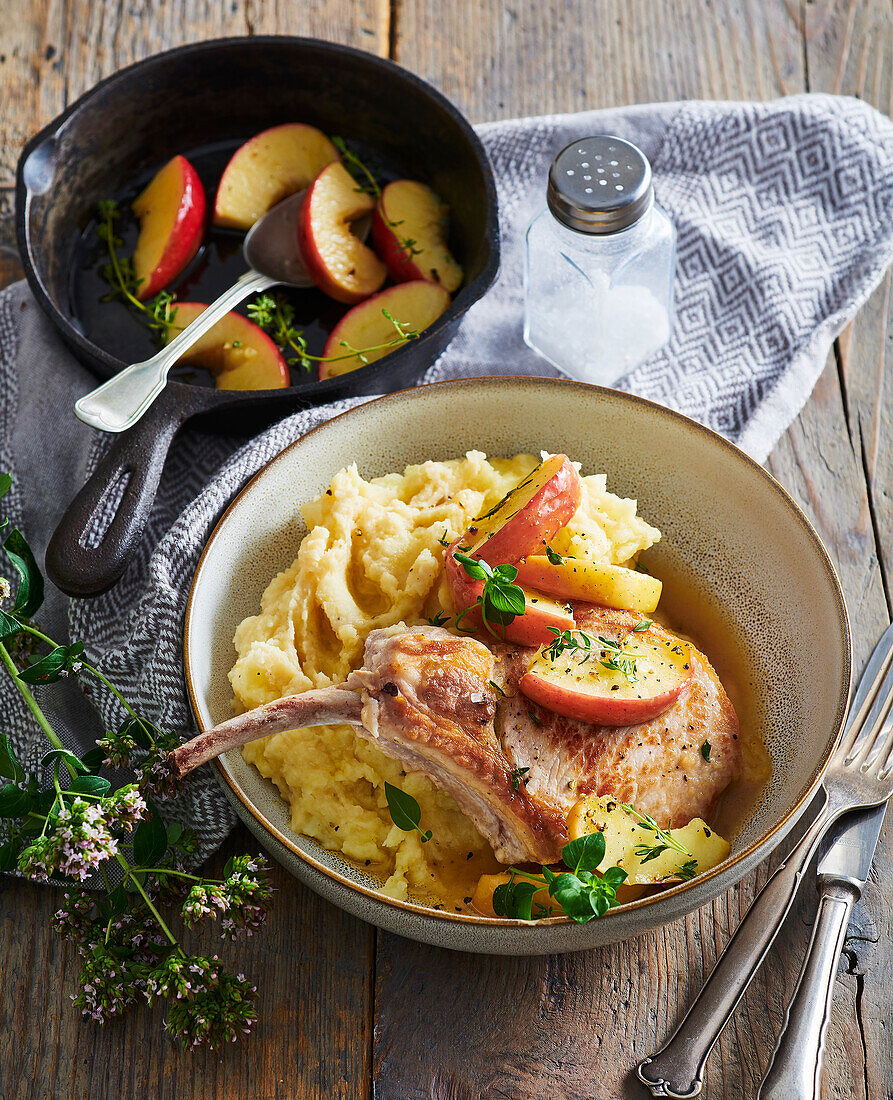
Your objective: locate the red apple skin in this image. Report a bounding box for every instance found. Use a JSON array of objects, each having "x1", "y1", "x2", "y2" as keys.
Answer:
[
  {"x1": 298, "y1": 162, "x2": 386, "y2": 304},
  {"x1": 213, "y1": 123, "x2": 339, "y2": 230},
  {"x1": 464, "y1": 454, "x2": 582, "y2": 567},
  {"x1": 371, "y1": 180, "x2": 463, "y2": 292},
  {"x1": 319, "y1": 280, "x2": 450, "y2": 379},
  {"x1": 444, "y1": 540, "x2": 574, "y2": 646},
  {"x1": 519, "y1": 622, "x2": 693, "y2": 725},
  {"x1": 520, "y1": 668, "x2": 687, "y2": 726},
  {"x1": 167, "y1": 303, "x2": 289, "y2": 391},
  {"x1": 132, "y1": 155, "x2": 206, "y2": 300}
]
